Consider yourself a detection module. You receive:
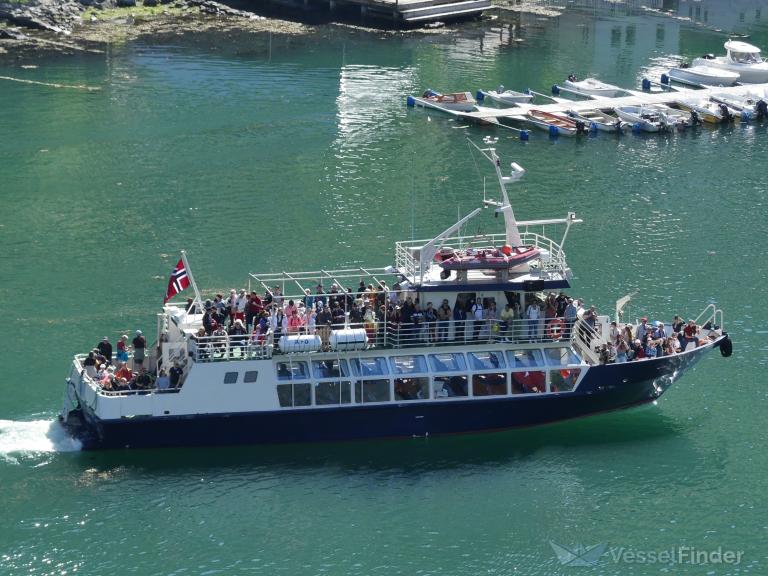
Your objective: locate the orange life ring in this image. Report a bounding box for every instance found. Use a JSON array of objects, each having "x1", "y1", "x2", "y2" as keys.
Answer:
[{"x1": 546, "y1": 318, "x2": 565, "y2": 340}]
